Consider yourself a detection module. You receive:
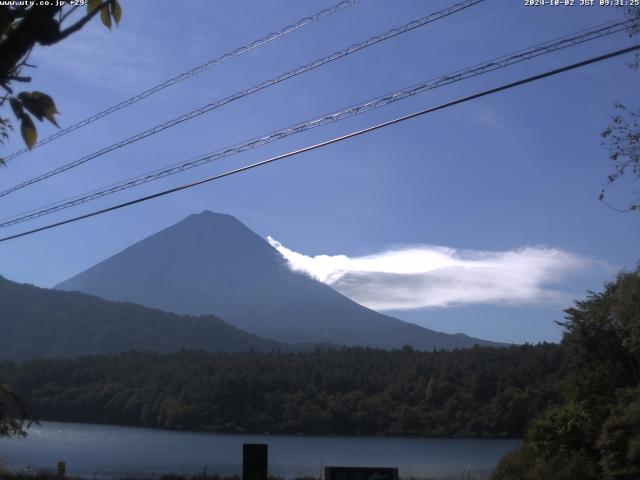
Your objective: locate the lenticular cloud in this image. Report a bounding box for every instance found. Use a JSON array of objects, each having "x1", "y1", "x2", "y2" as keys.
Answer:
[{"x1": 266, "y1": 237, "x2": 591, "y2": 311}]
